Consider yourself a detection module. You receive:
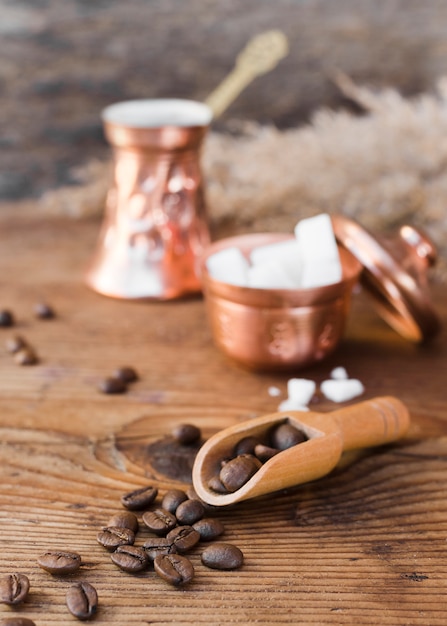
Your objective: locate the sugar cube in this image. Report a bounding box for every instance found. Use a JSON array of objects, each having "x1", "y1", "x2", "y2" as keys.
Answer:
[
  {"x1": 287, "y1": 378, "x2": 316, "y2": 406},
  {"x1": 278, "y1": 398, "x2": 310, "y2": 412},
  {"x1": 247, "y1": 259, "x2": 297, "y2": 289},
  {"x1": 330, "y1": 366, "x2": 349, "y2": 380},
  {"x1": 294, "y1": 213, "x2": 342, "y2": 288},
  {"x1": 206, "y1": 247, "x2": 250, "y2": 286},
  {"x1": 250, "y1": 239, "x2": 302, "y2": 286},
  {"x1": 320, "y1": 378, "x2": 365, "y2": 403}
]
